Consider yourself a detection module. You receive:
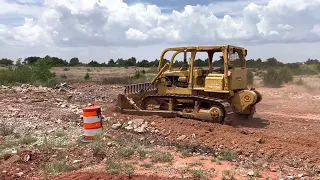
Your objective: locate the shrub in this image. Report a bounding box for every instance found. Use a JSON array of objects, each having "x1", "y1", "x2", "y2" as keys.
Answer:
[
  {"x1": 262, "y1": 67, "x2": 293, "y2": 88},
  {"x1": 133, "y1": 70, "x2": 144, "y2": 79},
  {"x1": 151, "y1": 152, "x2": 173, "y2": 163},
  {"x1": 247, "y1": 69, "x2": 254, "y2": 85},
  {"x1": 218, "y1": 148, "x2": 238, "y2": 161},
  {"x1": 60, "y1": 74, "x2": 67, "y2": 79},
  {"x1": 263, "y1": 69, "x2": 282, "y2": 87},
  {"x1": 84, "y1": 72, "x2": 90, "y2": 80},
  {"x1": 0, "y1": 58, "x2": 56, "y2": 86},
  {"x1": 278, "y1": 67, "x2": 293, "y2": 83}
]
